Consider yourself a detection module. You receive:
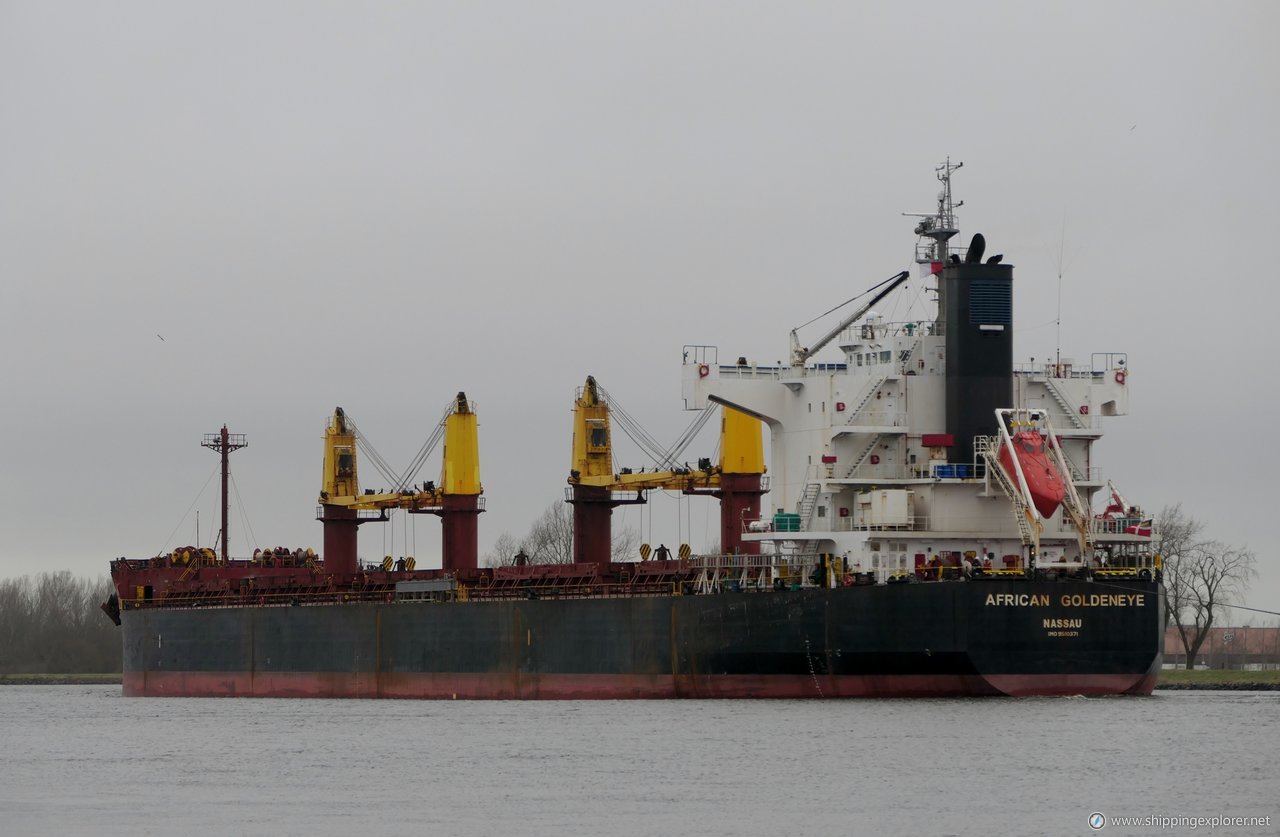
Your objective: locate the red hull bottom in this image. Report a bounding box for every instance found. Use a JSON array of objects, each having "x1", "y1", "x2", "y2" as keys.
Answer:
[{"x1": 123, "y1": 671, "x2": 1157, "y2": 699}]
